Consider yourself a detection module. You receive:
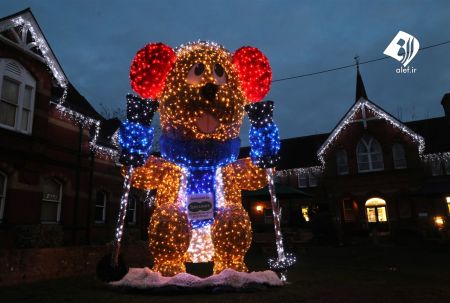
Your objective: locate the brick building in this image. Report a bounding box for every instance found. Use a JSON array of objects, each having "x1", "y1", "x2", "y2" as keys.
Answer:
[
  {"x1": 242, "y1": 67, "x2": 450, "y2": 243},
  {"x1": 0, "y1": 9, "x2": 151, "y2": 251}
]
